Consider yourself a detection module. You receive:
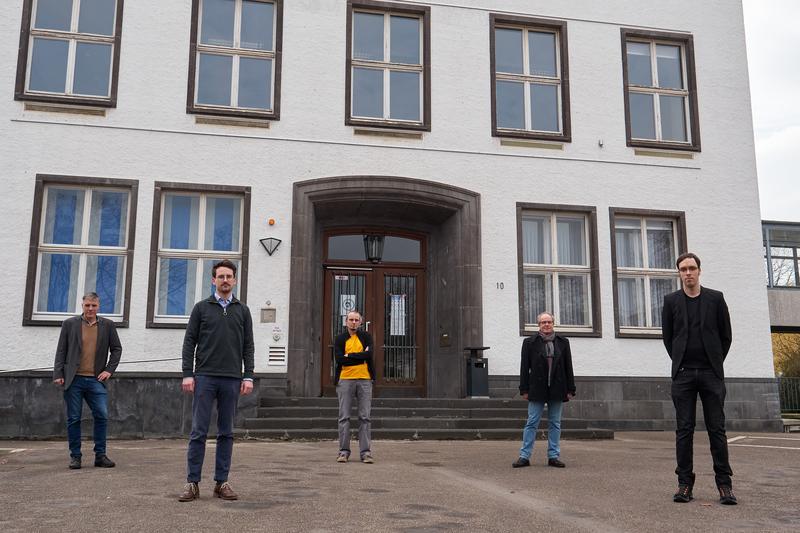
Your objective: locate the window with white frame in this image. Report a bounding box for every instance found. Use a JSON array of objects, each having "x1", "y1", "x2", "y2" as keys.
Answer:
[
  {"x1": 347, "y1": 1, "x2": 429, "y2": 129},
  {"x1": 763, "y1": 224, "x2": 800, "y2": 288},
  {"x1": 622, "y1": 29, "x2": 699, "y2": 150},
  {"x1": 29, "y1": 179, "x2": 134, "y2": 323},
  {"x1": 16, "y1": 0, "x2": 123, "y2": 105},
  {"x1": 152, "y1": 190, "x2": 246, "y2": 323},
  {"x1": 189, "y1": 0, "x2": 282, "y2": 118},
  {"x1": 491, "y1": 15, "x2": 569, "y2": 141},
  {"x1": 519, "y1": 211, "x2": 594, "y2": 333},
  {"x1": 613, "y1": 215, "x2": 682, "y2": 333}
]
